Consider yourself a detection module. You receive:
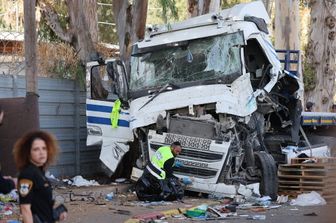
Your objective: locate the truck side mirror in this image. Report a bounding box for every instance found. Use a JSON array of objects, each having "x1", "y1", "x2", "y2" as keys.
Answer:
[{"x1": 106, "y1": 60, "x2": 129, "y2": 103}]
